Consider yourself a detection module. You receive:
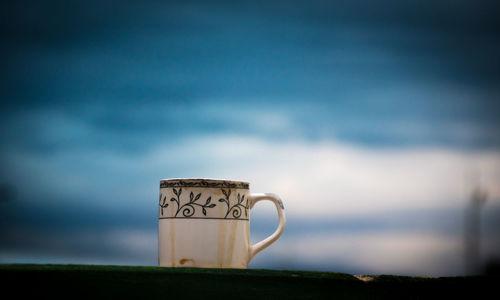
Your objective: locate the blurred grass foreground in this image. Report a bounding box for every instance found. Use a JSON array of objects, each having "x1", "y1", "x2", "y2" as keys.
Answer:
[{"x1": 1, "y1": 264, "x2": 496, "y2": 299}]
